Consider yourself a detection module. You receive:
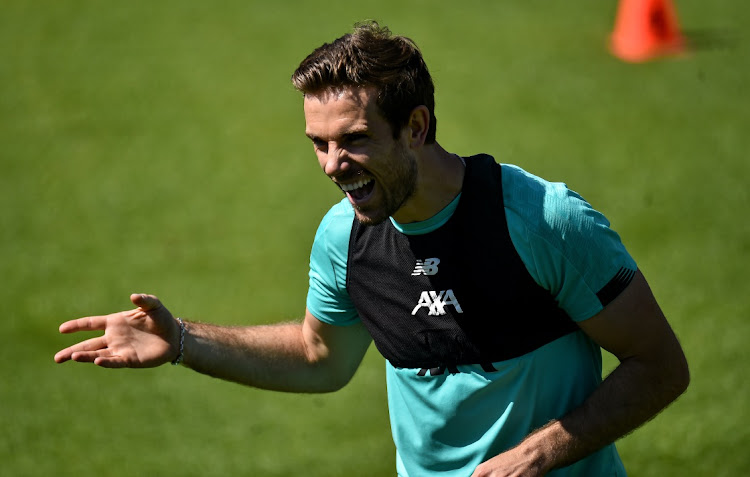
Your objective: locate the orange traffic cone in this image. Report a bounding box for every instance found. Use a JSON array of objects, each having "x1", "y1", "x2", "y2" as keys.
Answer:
[{"x1": 610, "y1": 0, "x2": 687, "y2": 62}]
